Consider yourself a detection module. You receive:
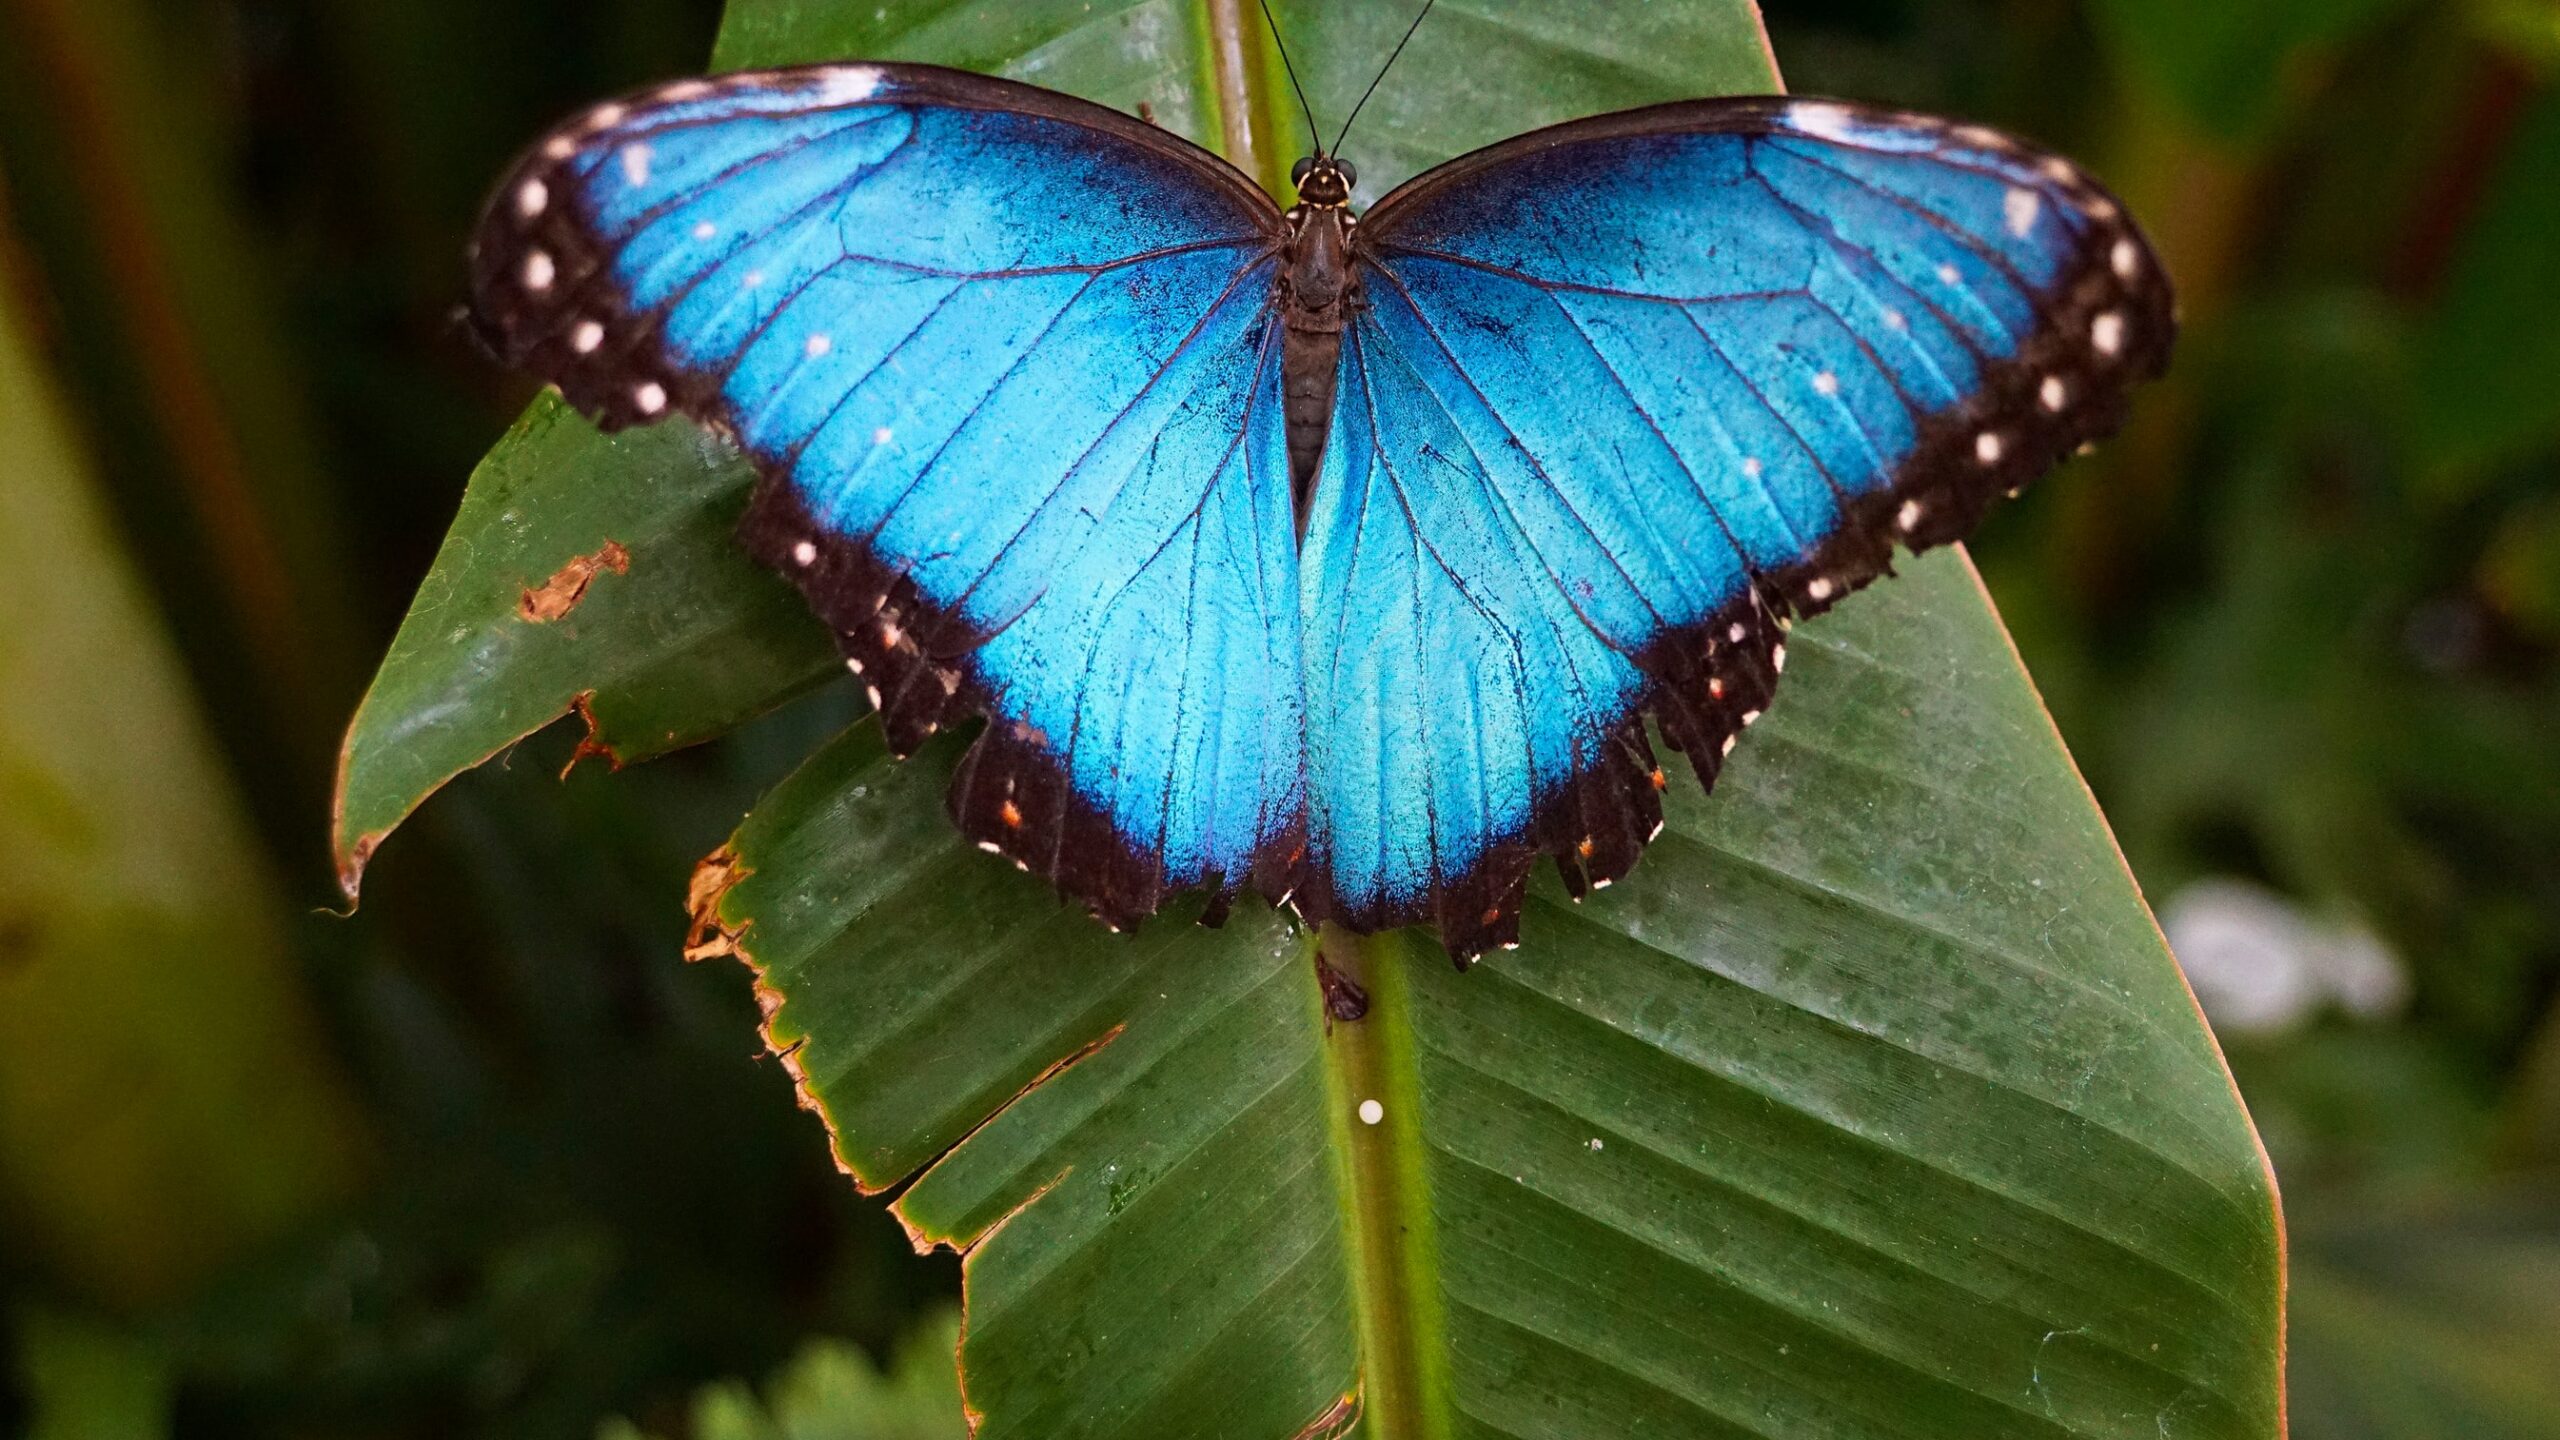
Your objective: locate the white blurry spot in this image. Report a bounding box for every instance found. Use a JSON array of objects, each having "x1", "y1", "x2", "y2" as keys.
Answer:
[
  {"x1": 2162, "y1": 879, "x2": 2407, "y2": 1036},
  {"x1": 817, "y1": 66, "x2": 886, "y2": 105},
  {"x1": 1788, "y1": 103, "x2": 1859, "y2": 142},
  {"x1": 543, "y1": 135, "x2": 576, "y2": 161},
  {"x1": 1586, "y1": 1136, "x2": 1605, "y2": 1152},
  {"x1": 1740, "y1": 709, "x2": 1761, "y2": 727},
  {"x1": 2004, "y1": 187, "x2": 2042, "y2": 238},
  {"x1": 1937, "y1": 262, "x2": 1962, "y2": 286},
  {"x1": 1358, "y1": 1099, "x2": 1384, "y2": 1126},
  {"x1": 522, "y1": 250, "x2": 556, "y2": 291},
  {"x1": 2040, "y1": 156, "x2": 2076, "y2": 184},
  {"x1": 1741, "y1": 456, "x2": 1763, "y2": 479},
  {"x1": 805, "y1": 333, "x2": 833, "y2": 358},
  {"x1": 1954, "y1": 123, "x2": 2006, "y2": 150},
  {"x1": 589, "y1": 102, "x2": 629, "y2": 130},
  {"x1": 2093, "y1": 310, "x2": 2126, "y2": 357},
  {"x1": 517, "y1": 178, "x2": 549, "y2": 218},
  {"x1": 792, "y1": 540, "x2": 818, "y2": 566},
  {"x1": 2040, "y1": 375, "x2": 2067, "y2": 411},
  {"x1": 1976, "y1": 431, "x2": 2005, "y2": 464},
  {"x1": 1772, "y1": 643, "x2": 1787, "y2": 672},
  {"x1": 1720, "y1": 734, "x2": 1738, "y2": 757},
  {"x1": 1727, "y1": 622, "x2": 1746, "y2": 643},
  {"x1": 1813, "y1": 370, "x2": 1840, "y2": 397},
  {"x1": 1807, "y1": 577, "x2": 1835, "y2": 601},
  {"x1": 977, "y1": 840, "x2": 1002, "y2": 854},
  {"x1": 693, "y1": 220, "x2": 717, "y2": 241},
  {"x1": 1882, "y1": 308, "x2": 1908, "y2": 331},
  {"x1": 873, "y1": 425, "x2": 895, "y2": 446},
  {"x1": 1897, "y1": 498, "x2": 1923, "y2": 531},
  {"x1": 572, "y1": 320, "x2": 604, "y2": 354},
  {"x1": 2111, "y1": 238, "x2": 2141, "y2": 280},
  {"x1": 880, "y1": 619, "x2": 904, "y2": 648},
  {"x1": 634, "y1": 381, "x2": 667, "y2": 415},
  {"x1": 663, "y1": 79, "x2": 714, "y2": 101},
  {"x1": 865, "y1": 684, "x2": 883, "y2": 709},
  {"x1": 621, "y1": 143, "x2": 653, "y2": 186},
  {"x1": 744, "y1": 269, "x2": 766, "y2": 289}
]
